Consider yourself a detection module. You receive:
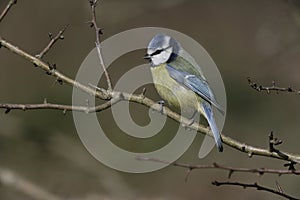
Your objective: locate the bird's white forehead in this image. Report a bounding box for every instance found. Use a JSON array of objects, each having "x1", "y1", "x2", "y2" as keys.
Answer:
[{"x1": 147, "y1": 34, "x2": 171, "y2": 54}]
